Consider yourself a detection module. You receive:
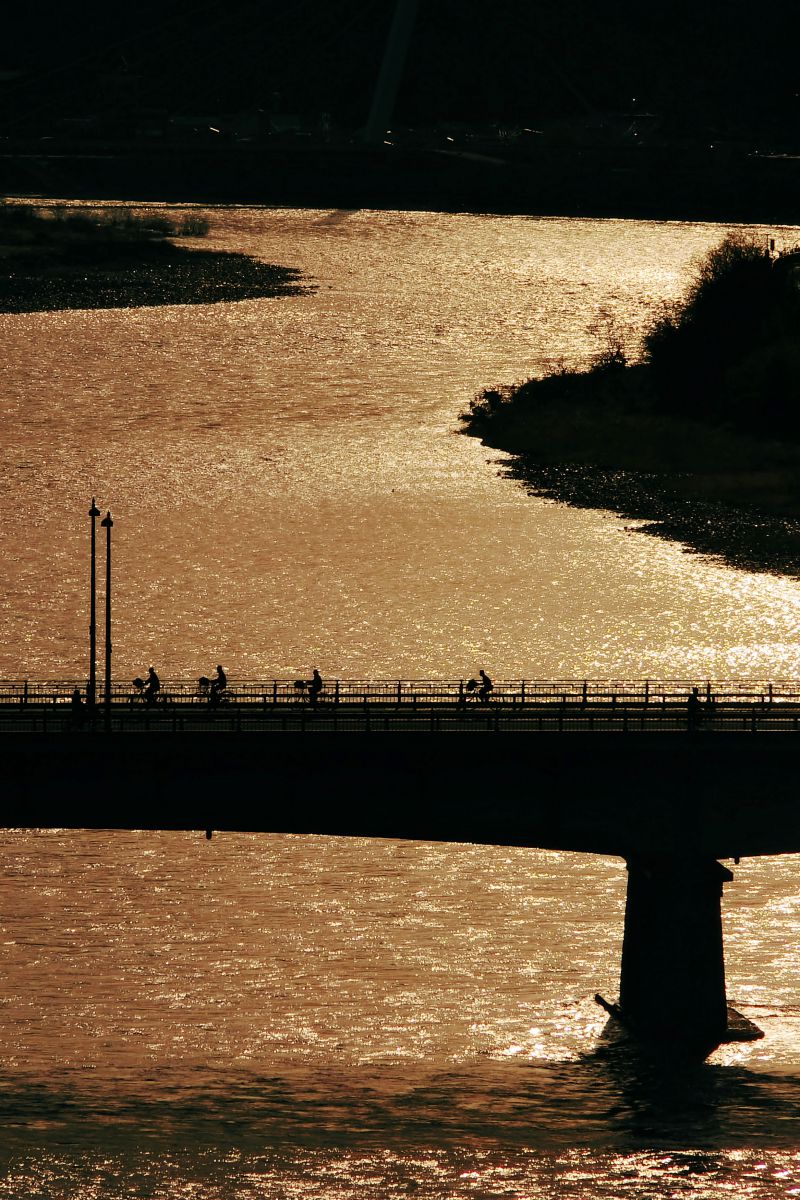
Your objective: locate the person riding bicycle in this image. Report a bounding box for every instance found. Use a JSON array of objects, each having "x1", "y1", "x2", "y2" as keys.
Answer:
[
  {"x1": 477, "y1": 669, "x2": 494, "y2": 703},
  {"x1": 144, "y1": 666, "x2": 161, "y2": 705},
  {"x1": 308, "y1": 668, "x2": 323, "y2": 707},
  {"x1": 207, "y1": 664, "x2": 227, "y2": 708}
]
